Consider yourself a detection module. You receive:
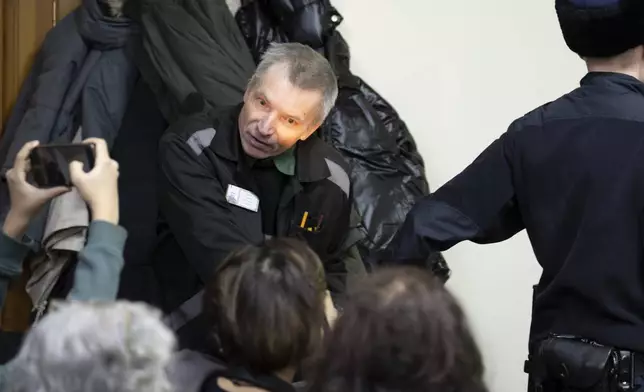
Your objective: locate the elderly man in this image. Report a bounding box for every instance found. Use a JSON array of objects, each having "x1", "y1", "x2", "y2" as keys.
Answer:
[{"x1": 155, "y1": 42, "x2": 353, "y2": 348}]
